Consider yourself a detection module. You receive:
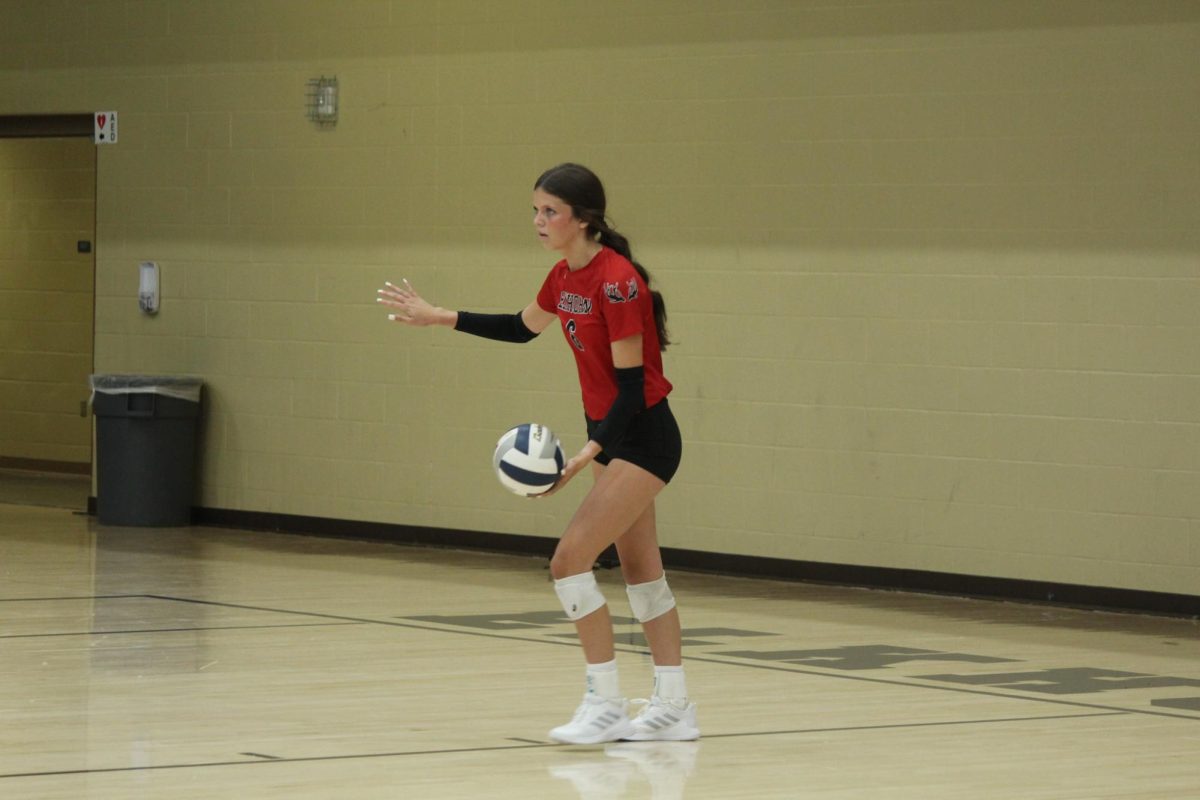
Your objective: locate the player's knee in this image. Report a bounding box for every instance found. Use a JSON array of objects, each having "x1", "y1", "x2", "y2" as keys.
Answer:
[
  {"x1": 619, "y1": 558, "x2": 664, "y2": 586},
  {"x1": 626, "y1": 573, "x2": 676, "y2": 623},
  {"x1": 549, "y1": 535, "x2": 594, "y2": 579},
  {"x1": 553, "y1": 570, "x2": 606, "y2": 621},
  {"x1": 548, "y1": 549, "x2": 579, "y2": 580}
]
